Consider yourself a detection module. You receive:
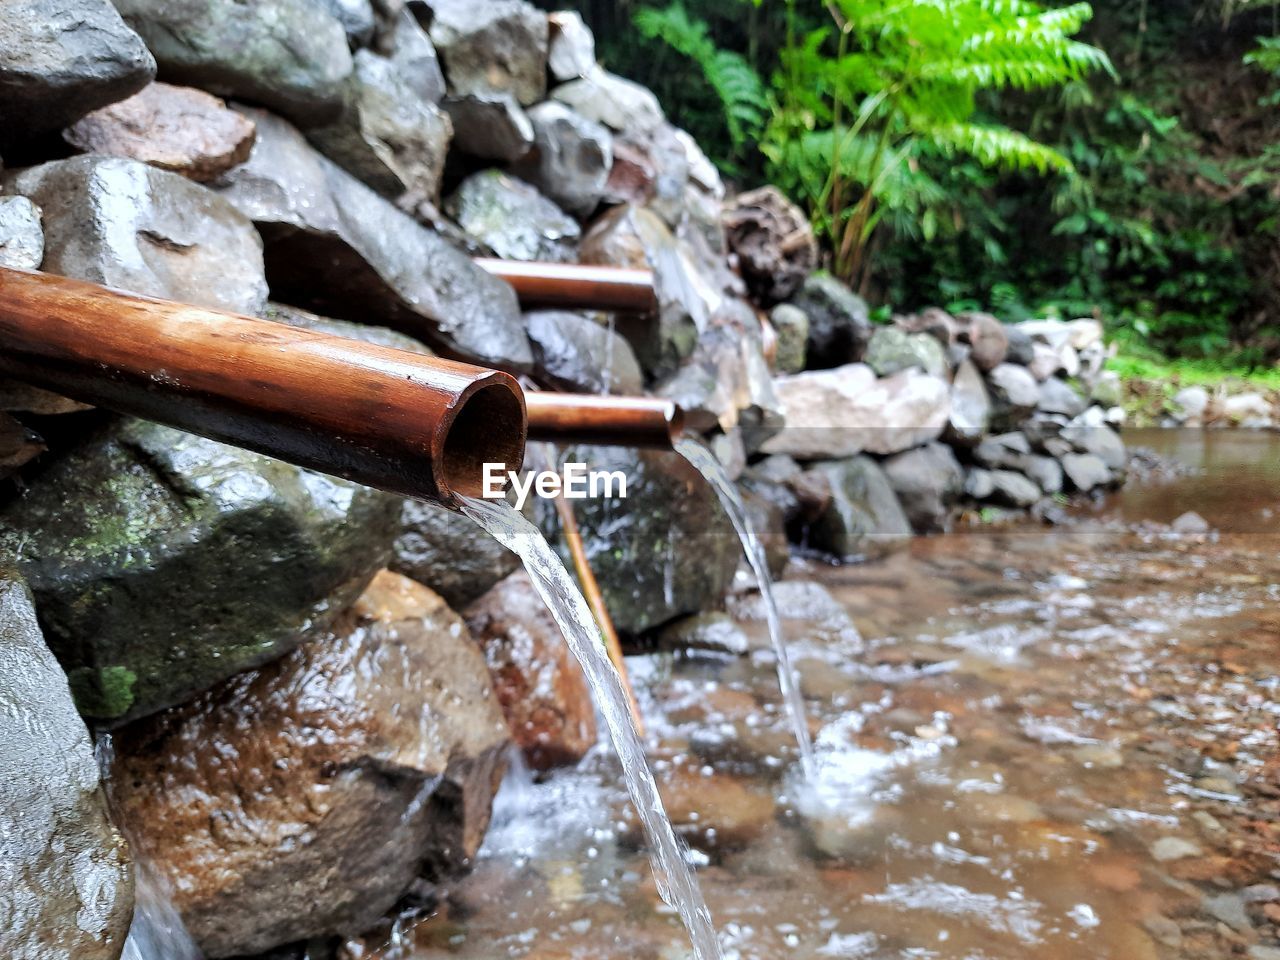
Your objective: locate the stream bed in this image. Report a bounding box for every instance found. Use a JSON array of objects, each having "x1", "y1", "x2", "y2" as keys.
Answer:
[{"x1": 362, "y1": 430, "x2": 1280, "y2": 960}]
